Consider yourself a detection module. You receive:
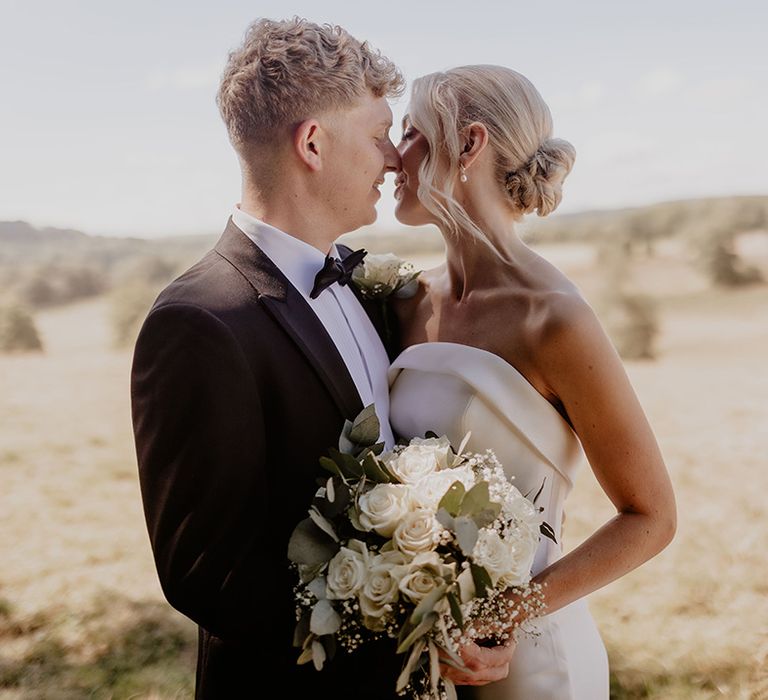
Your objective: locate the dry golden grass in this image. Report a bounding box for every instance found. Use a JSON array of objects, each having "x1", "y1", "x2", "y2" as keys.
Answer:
[{"x1": 1, "y1": 243, "x2": 766, "y2": 698}]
